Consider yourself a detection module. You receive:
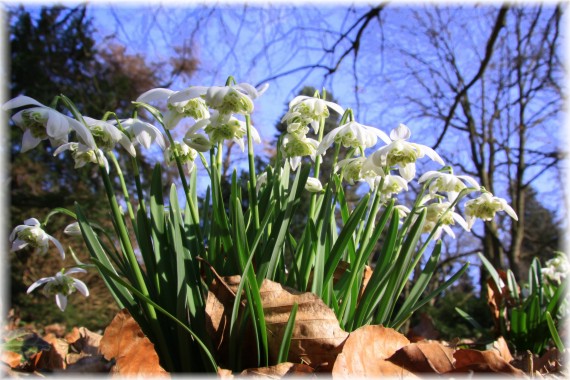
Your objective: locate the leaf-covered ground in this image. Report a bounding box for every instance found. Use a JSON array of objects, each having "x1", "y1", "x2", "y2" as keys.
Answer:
[{"x1": 2, "y1": 278, "x2": 566, "y2": 377}]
